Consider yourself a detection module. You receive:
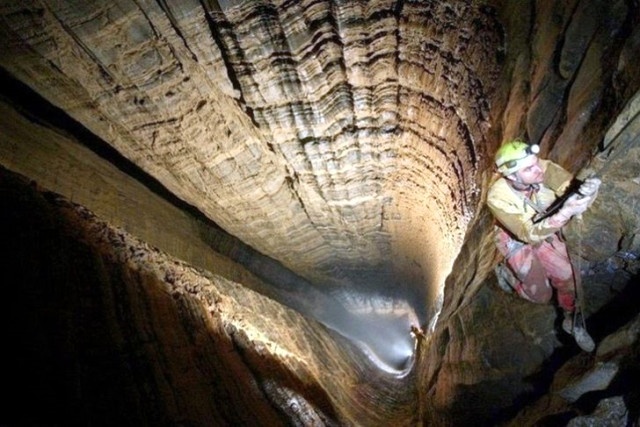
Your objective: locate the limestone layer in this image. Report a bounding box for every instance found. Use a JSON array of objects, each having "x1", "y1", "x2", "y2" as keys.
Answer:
[{"x1": 0, "y1": 0, "x2": 502, "y2": 314}]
